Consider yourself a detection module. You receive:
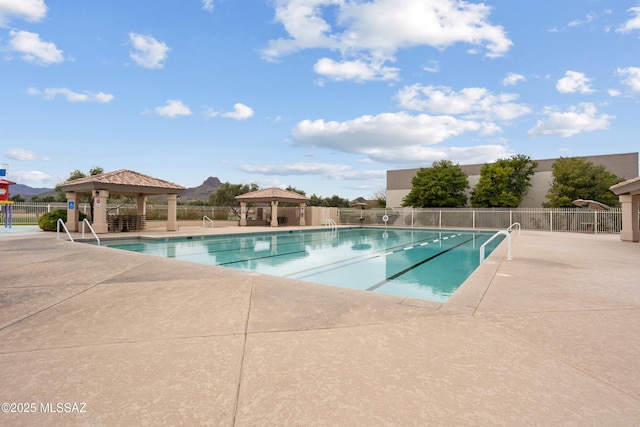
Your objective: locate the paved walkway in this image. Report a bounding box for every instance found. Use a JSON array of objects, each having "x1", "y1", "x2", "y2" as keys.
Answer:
[{"x1": 1, "y1": 226, "x2": 639, "y2": 426}]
